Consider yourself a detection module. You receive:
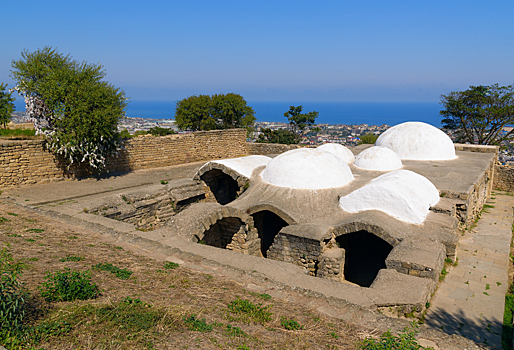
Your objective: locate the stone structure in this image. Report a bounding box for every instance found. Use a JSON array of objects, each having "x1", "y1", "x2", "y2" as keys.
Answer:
[{"x1": 0, "y1": 129, "x2": 247, "y2": 188}]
